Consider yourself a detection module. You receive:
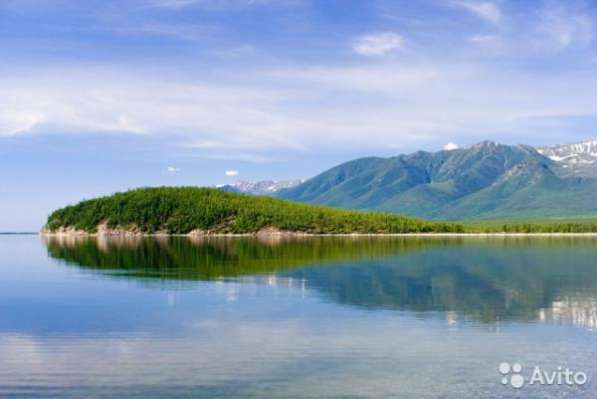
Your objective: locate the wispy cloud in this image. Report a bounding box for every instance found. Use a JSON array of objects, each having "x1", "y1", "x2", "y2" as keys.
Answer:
[
  {"x1": 127, "y1": 22, "x2": 212, "y2": 41},
  {"x1": 353, "y1": 32, "x2": 404, "y2": 56},
  {"x1": 0, "y1": 62, "x2": 597, "y2": 156},
  {"x1": 469, "y1": 33, "x2": 506, "y2": 54},
  {"x1": 194, "y1": 151, "x2": 273, "y2": 163},
  {"x1": 535, "y1": 2, "x2": 594, "y2": 50},
  {"x1": 152, "y1": 0, "x2": 295, "y2": 10},
  {"x1": 3, "y1": 61, "x2": 597, "y2": 156},
  {"x1": 463, "y1": 2, "x2": 595, "y2": 56},
  {"x1": 155, "y1": 0, "x2": 202, "y2": 8},
  {"x1": 271, "y1": 65, "x2": 437, "y2": 93},
  {"x1": 225, "y1": 170, "x2": 238, "y2": 176},
  {"x1": 0, "y1": 111, "x2": 45, "y2": 136},
  {"x1": 470, "y1": 33, "x2": 500, "y2": 45},
  {"x1": 452, "y1": 1, "x2": 501, "y2": 25},
  {"x1": 167, "y1": 166, "x2": 181, "y2": 173},
  {"x1": 3, "y1": 1, "x2": 597, "y2": 157}
]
